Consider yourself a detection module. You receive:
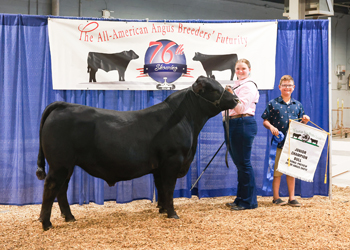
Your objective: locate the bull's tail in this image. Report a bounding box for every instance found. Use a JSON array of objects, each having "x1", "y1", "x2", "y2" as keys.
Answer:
[{"x1": 36, "y1": 102, "x2": 65, "y2": 180}]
